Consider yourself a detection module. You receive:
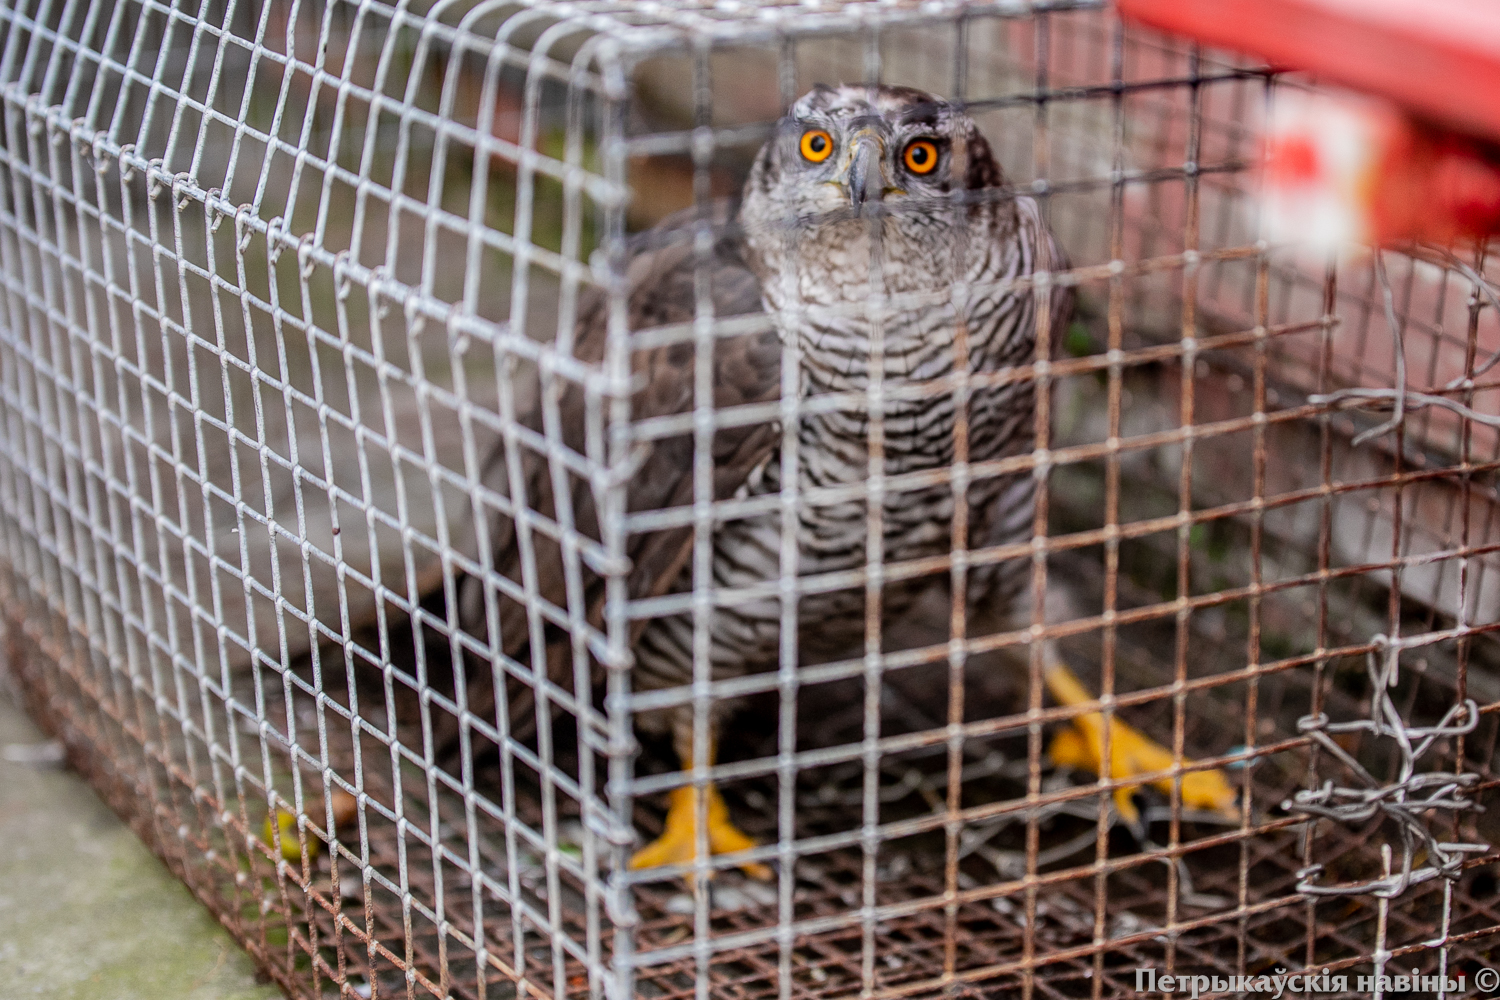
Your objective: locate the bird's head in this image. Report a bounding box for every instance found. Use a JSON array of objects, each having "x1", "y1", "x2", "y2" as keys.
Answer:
[{"x1": 741, "y1": 84, "x2": 1009, "y2": 304}]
